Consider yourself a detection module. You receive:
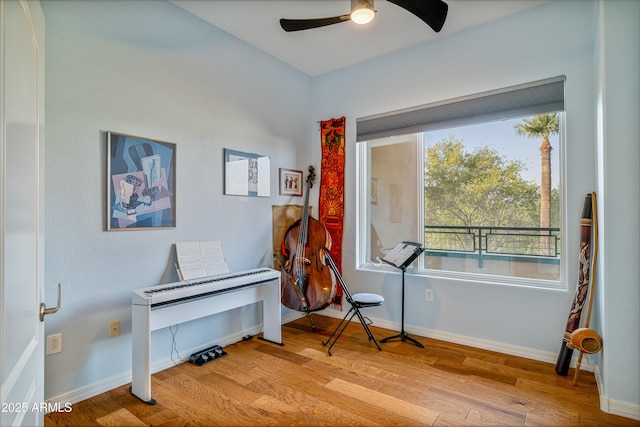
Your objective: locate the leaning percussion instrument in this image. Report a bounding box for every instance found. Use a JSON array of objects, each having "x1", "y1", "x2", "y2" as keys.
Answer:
[
  {"x1": 568, "y1": 327, "x2": 603, "y2": 354},
  {"x1": 570, "y1": 192, "x2": 603, "y2": 385}
]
